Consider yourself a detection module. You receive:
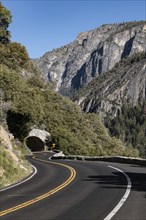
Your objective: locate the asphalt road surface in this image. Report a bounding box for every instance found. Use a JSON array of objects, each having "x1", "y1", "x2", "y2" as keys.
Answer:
[{"x1": 0, "y1": 152, "x2": 146, "y2": 220}]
